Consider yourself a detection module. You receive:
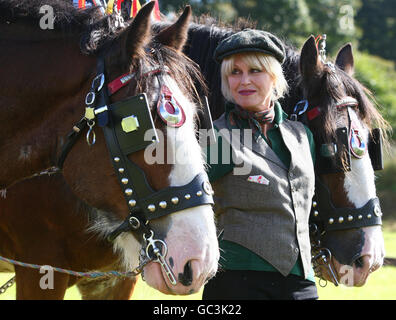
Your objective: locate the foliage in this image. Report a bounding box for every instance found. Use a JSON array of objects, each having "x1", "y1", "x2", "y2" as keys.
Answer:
[
  {"x1": 158, "y1": 0, "x2": 396, "y2": 139},
  {"x1": 226, "y1": 0, "x2": 313, "y2": 46},
  {"x1": 304, "y1": 0, "x2": 362, "y2": 54},
  {"x1": 356, "y1": 0, "x2": 396, "y2": 63},
  {"x1": 159, "y1": 0, "x2": 395, "y2": 64},
  {"x1": 160, "y1": 0, "x2": 362, "y2": 50},
  {"x1": 353, "y1": 51, "x2": 396, "y2": 136}
]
